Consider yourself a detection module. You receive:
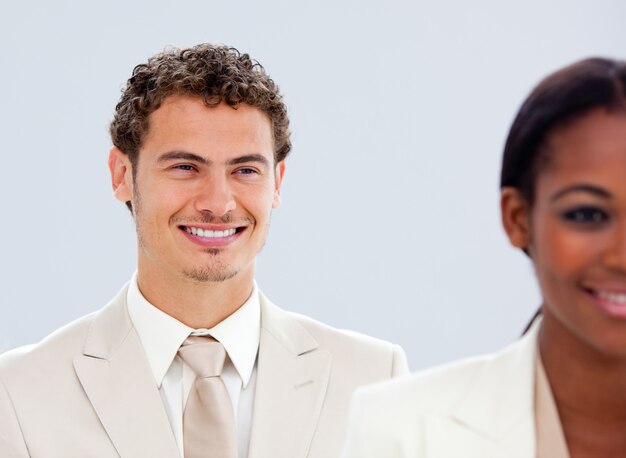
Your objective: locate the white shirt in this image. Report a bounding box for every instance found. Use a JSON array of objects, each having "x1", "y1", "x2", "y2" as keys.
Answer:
[{"x1": 126, "y1": 273, "x2": 260, "y2": 458}]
